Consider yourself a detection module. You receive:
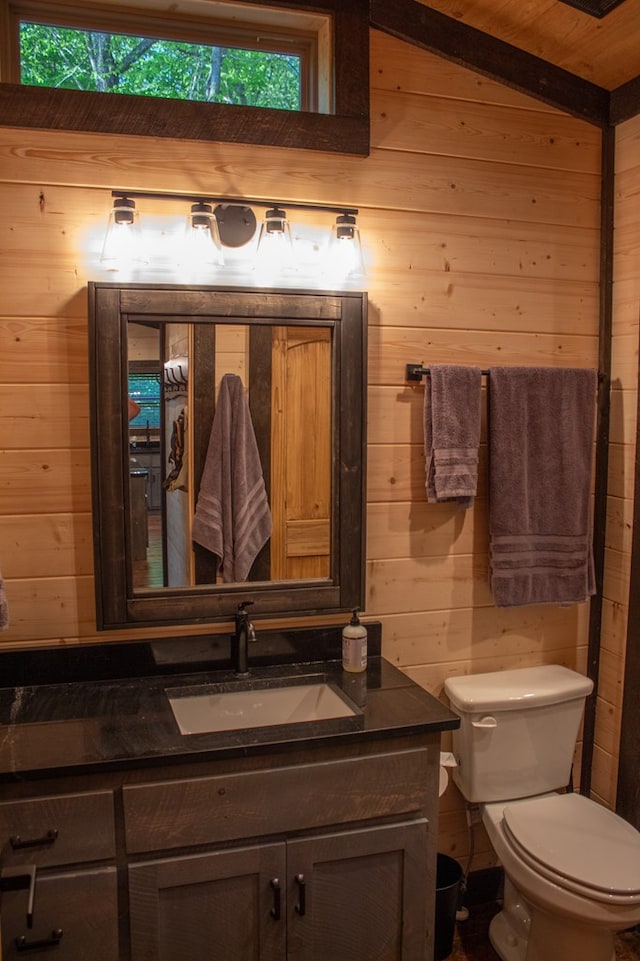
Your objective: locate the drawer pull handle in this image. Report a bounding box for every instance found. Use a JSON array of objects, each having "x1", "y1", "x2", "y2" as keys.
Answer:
[
  {"x1": 294, "y1": 873, "x2": 306, "y2": 916},
  {"x1": 10, "y1": 830, "x2": 58, "y2": 850},
  {"x1": 1, "y1": 865, "x2": 37, "y2": 928},
  {"x1": 270, "y1": 878, "x2": 281, "y2": 920},
  {"x1": 15, "y1": 929, "x2": 63, "y2": 952}
]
